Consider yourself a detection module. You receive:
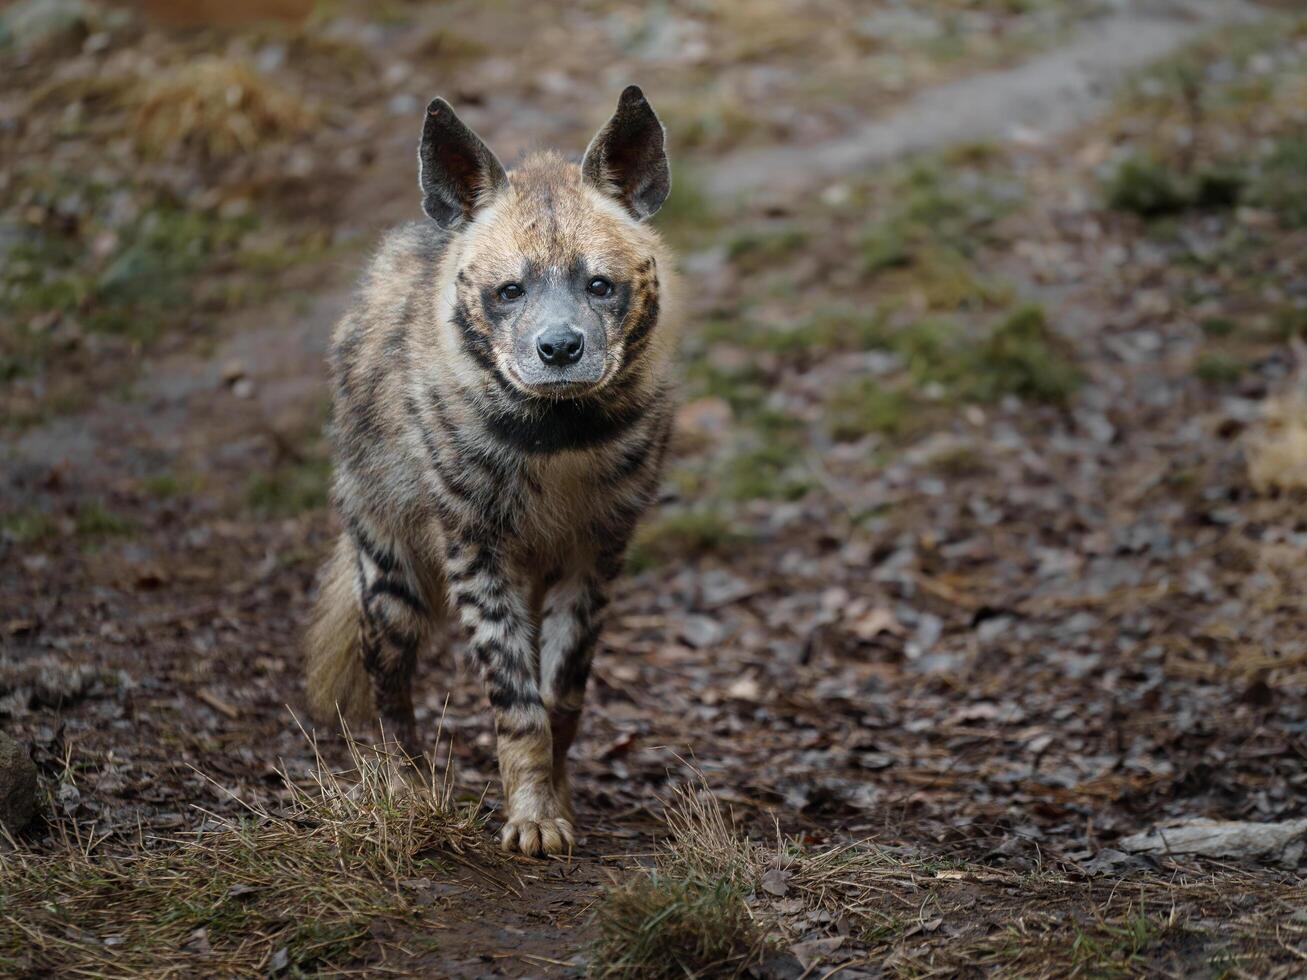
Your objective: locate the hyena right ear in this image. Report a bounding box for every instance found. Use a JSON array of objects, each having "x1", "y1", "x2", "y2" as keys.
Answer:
[
  {"x1": 582, "y1": 85, "x2": 670, "y2": 221},
  {"x1": 418, "y1": 98, "x2": 509, "y2": 229}
]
